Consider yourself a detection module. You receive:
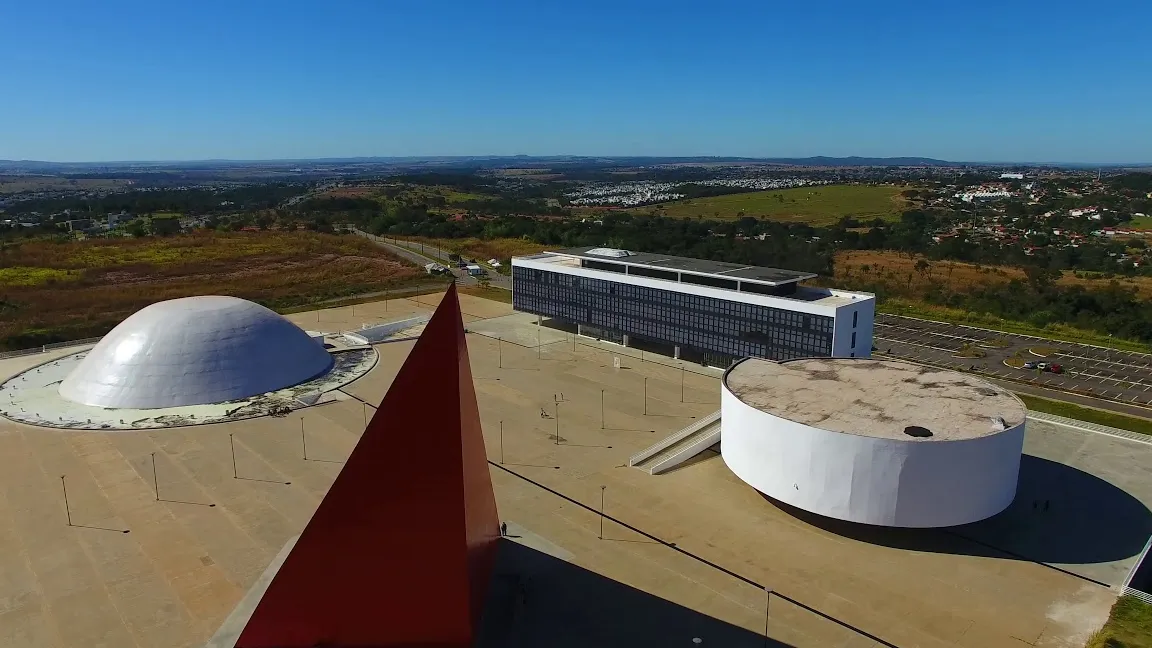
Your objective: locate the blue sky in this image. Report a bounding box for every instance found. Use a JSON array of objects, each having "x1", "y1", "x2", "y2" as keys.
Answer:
[{"x1": 2, "y1": 0, "x2": 1149, "y2": 163}]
